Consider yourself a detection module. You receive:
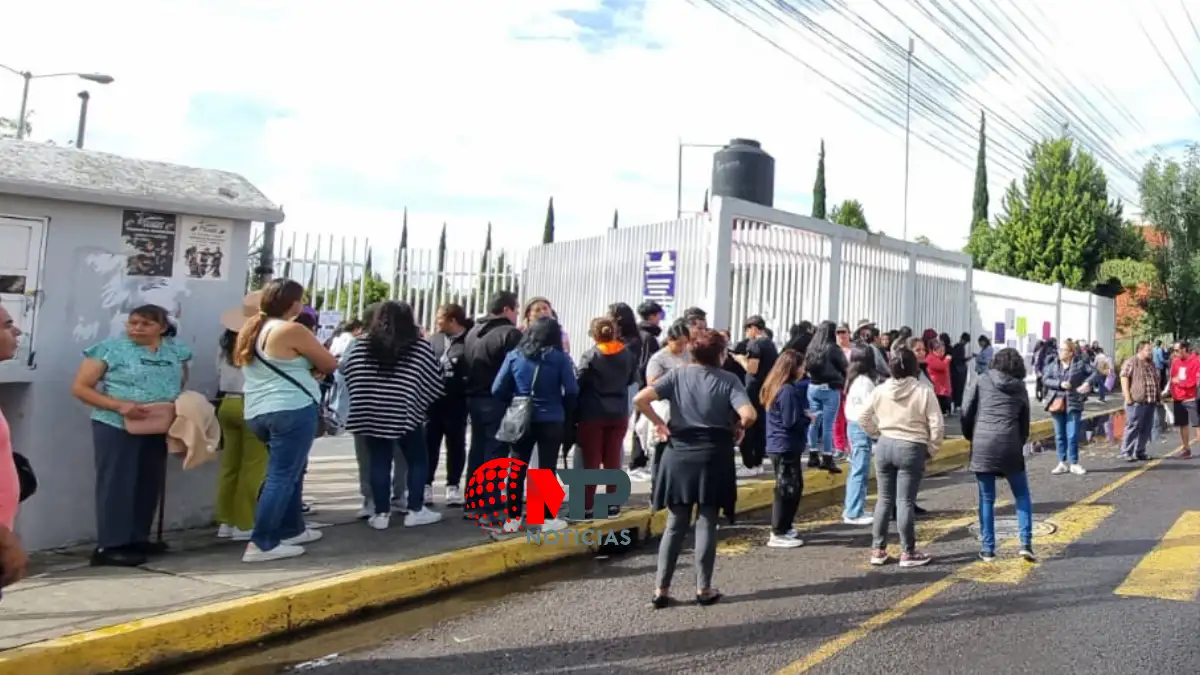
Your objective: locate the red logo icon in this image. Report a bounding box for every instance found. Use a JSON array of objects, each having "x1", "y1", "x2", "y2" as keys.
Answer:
[{"x1": 465, "y1": 457, "x2": 526, "y2": 532}]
